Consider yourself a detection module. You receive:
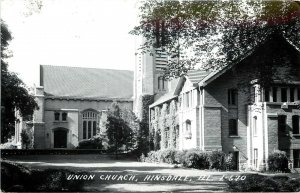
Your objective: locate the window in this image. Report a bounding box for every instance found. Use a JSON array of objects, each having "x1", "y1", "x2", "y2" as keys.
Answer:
[
  {"x1": 62, "y1": 112, "x2": 67, "y2": 121},
  {"x1": 185, "y1": 120, "x2": 192, "y2": 139},
  {"x1": 264, "y1": 88, "x2": 270, "y2": 102},
  {"x1": 82, "y1": 111, "x2": 98, "y2": 139},
  {"x1": 281, "y1": 88, "x2": 287, "y2": 102},
  {"x1": 294, "y1": 150, "x2": 300, "y2": 168},
  {"x1": 278, "y1": 115, "x2": 286, "y2": 132},
  {"x1": 290, "y1": 88, "x2": 295, "y2": 102},
  {"x1": 253, "y1": 116, "x2": 257, "y2": 136},
  {"x1": 292, "y1": 115, "x2": 299, "y2": 134},
  {"x1": 254, "y1": 148, "x2": 258, "y2": 169},
  {"x1": 83, "y1": 121, "x2": 87, "y2": 139},
  {"x1": 298, "y1": 88, "x2": 300, "y2": 100},
  {"x1": 228, "y1": 89, "x2": 238, "y2": 105},
  {"x1": 186, "y1": 92, "x2": 190, "y2": 108},
  {"x1": 229, "y1": 119, "x2": 238, "y2": 136},
  {"x1": 158, "y1": 76, "x2": 165, "y2": 90},
  {"x1": 272, "y1": 87, "x2": 277, "y2": 102},
  {"x1": 54, "y1": 112, "x2": 60, "y2": 121}
]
